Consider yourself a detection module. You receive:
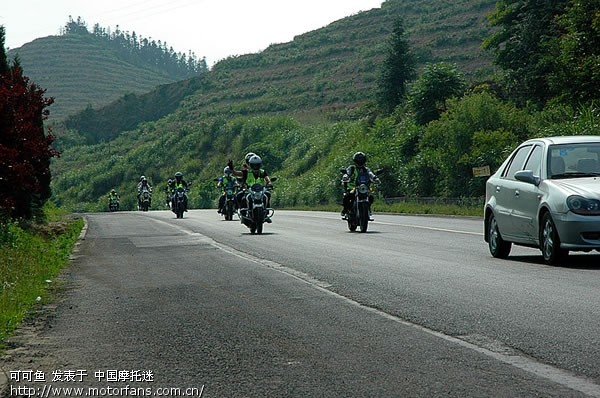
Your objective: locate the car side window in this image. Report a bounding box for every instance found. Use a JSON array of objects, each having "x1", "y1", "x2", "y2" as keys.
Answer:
[
  {"x1": 502, "y1": 145, "x2": 532, "y2": 179},
  {"x1": 523, "y1": 145, "x2": 543, "y2": 176}
]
